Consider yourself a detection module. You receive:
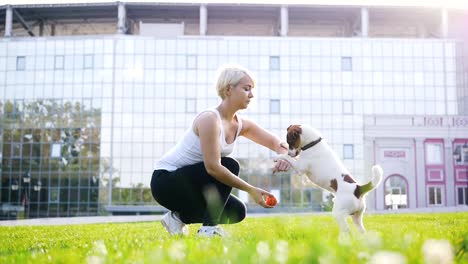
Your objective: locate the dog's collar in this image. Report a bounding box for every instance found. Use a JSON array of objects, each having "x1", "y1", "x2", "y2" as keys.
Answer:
[{"x1": 301, "y1": 137, "x2": 322, "y2": 151}]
